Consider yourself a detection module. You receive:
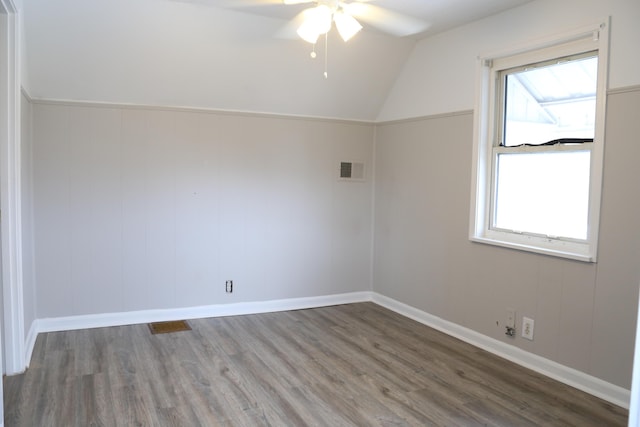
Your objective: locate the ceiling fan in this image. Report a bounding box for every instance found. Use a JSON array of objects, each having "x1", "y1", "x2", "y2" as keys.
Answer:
[
  {"x1": 175, "y1": 0, "x2": 429, "y2": 77},
  {"x1": 280, "y1": 0, "x2": 428, "y2": 77},
  {"x1": 282, "y1": 0, "x2": 429, "y2": 43}
]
